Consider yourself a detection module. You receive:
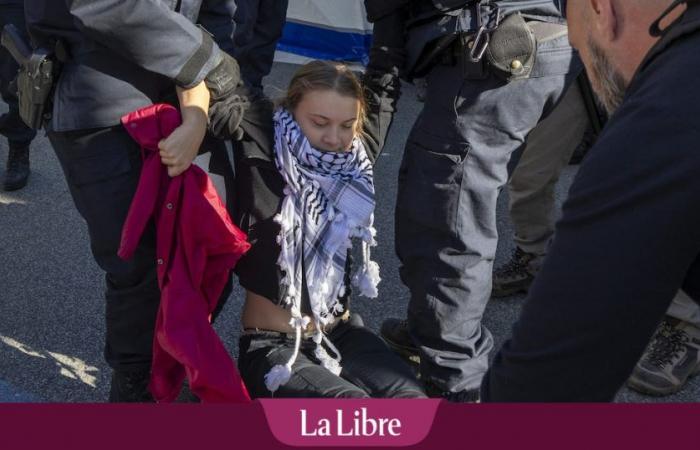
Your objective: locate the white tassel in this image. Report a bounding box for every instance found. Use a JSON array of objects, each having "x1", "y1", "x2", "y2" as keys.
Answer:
[
  {"x1": 356, "y1": 260, "x2": 380, "y2": 298},
  {"x1": 353, "y1": 241, "x2": 381, "y2": 298},
  {"x1": 332, "y1": 301, "x2": 345, "y2": 315},
  {"x1": 264, "y1": 364, "x2": 292, "y2": 393},
  {"x1": 263, "y1": 314, "x2": 309, "y2": 393},
  {"x1": 319, "y1": 355, "x2": 342, "y2": 376},
  {"x1": 322, "y1": 334, "x2": 342, "y2": 363},
  {"x1": 314, "y1": 343, "x2": 342, "y2": 376}
]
